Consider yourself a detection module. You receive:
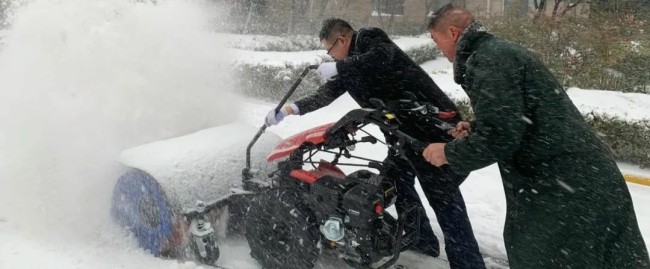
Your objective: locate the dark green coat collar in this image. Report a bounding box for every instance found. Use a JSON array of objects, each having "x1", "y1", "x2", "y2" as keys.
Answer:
[{"x1": 453, "y1": 22, "x2": 491, "y2": 86}]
